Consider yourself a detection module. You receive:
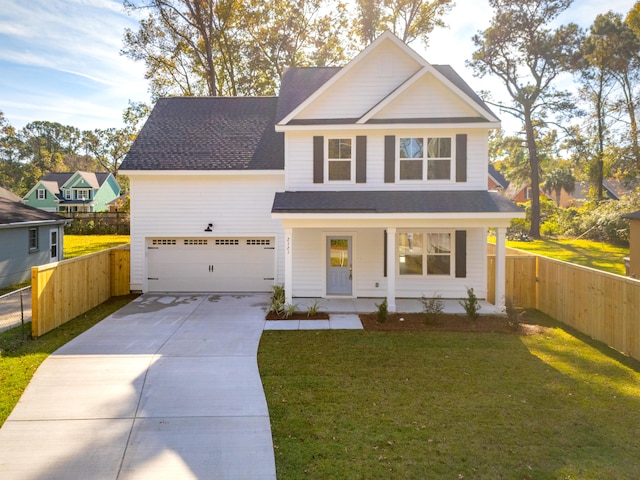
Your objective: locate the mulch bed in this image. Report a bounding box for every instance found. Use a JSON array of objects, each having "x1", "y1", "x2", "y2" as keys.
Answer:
[
  {"x1": 266, "y1": 311, "x2": 545, "y2": 335},
  {"x1": 359, "y1": 312, "x2": 545, "y2": 335},
  {"x1": 265, "y1": 312, "x2": 330, "y2": 320}
]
